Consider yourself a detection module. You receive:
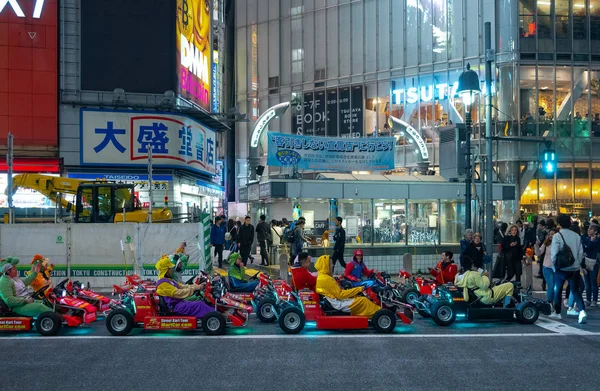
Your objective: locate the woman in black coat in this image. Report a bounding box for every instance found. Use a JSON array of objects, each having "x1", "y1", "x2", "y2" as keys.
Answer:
[
  {"x1": 465, "y1": 232, "x2": 485, "y2": 269},
  {"x1": 501, "y1": 224, "x2": 524, "y2": 282}
]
